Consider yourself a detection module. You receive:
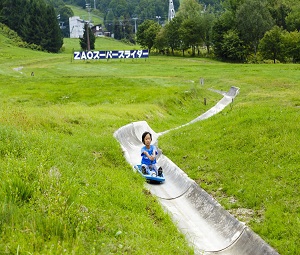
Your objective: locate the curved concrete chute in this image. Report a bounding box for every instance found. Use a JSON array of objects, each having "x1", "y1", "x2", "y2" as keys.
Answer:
[
  {"x1": 204, "y1": 227, "x2": 278, "y2": 255},
  {"x1": 158, "y1": 87, "x2": 239, "y2": 136},
  {"x1": 148, "y1": 155, "x2": 193, "y2": 200},
  {"x1": 113, "y1": 86, "x2": 279, "y2": 254},
  {"x1": 158, "y1": 181, "x2": 246, "y2": 253}
]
